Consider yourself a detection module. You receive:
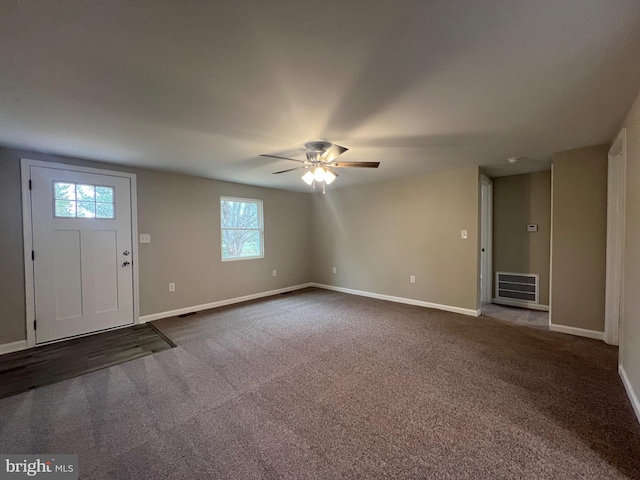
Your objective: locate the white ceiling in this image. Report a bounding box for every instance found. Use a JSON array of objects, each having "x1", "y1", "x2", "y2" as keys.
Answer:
[{"x1": 1, "y1": 1, "x2": 640, "y2": 192}]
